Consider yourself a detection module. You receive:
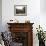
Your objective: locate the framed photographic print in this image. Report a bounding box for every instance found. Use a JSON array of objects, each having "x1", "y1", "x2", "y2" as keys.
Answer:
[{"x1": 14, "y1": 5, "x2": 27, "y2": 16}]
